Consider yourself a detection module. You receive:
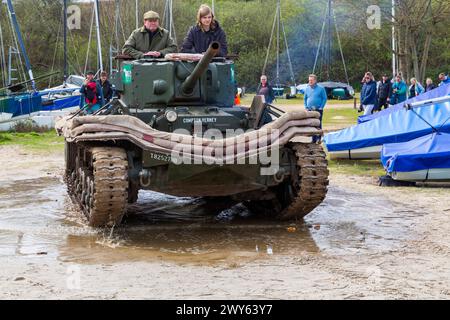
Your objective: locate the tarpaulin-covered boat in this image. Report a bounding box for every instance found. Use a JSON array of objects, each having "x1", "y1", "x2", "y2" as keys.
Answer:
[
  {"x1": 381, "y1": 132, "x2": 450, "y2": 182},
  {"x1": 324, "y1": 96, "x2": 450, "y2": 159}
]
